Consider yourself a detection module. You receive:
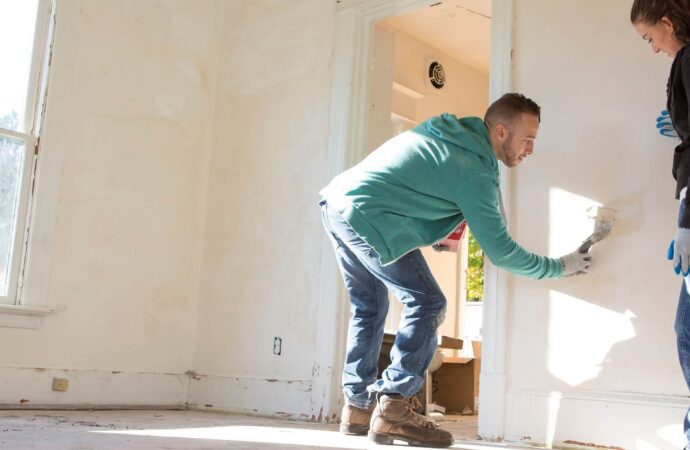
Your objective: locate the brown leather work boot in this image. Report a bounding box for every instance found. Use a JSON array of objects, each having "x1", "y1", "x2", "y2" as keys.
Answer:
[
  {"x1": 368, "y1": 394, "x2": 454, "y2": 447},
  {"x1": 340, "y1": 402, "x2": 375, "y2": 435}
]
